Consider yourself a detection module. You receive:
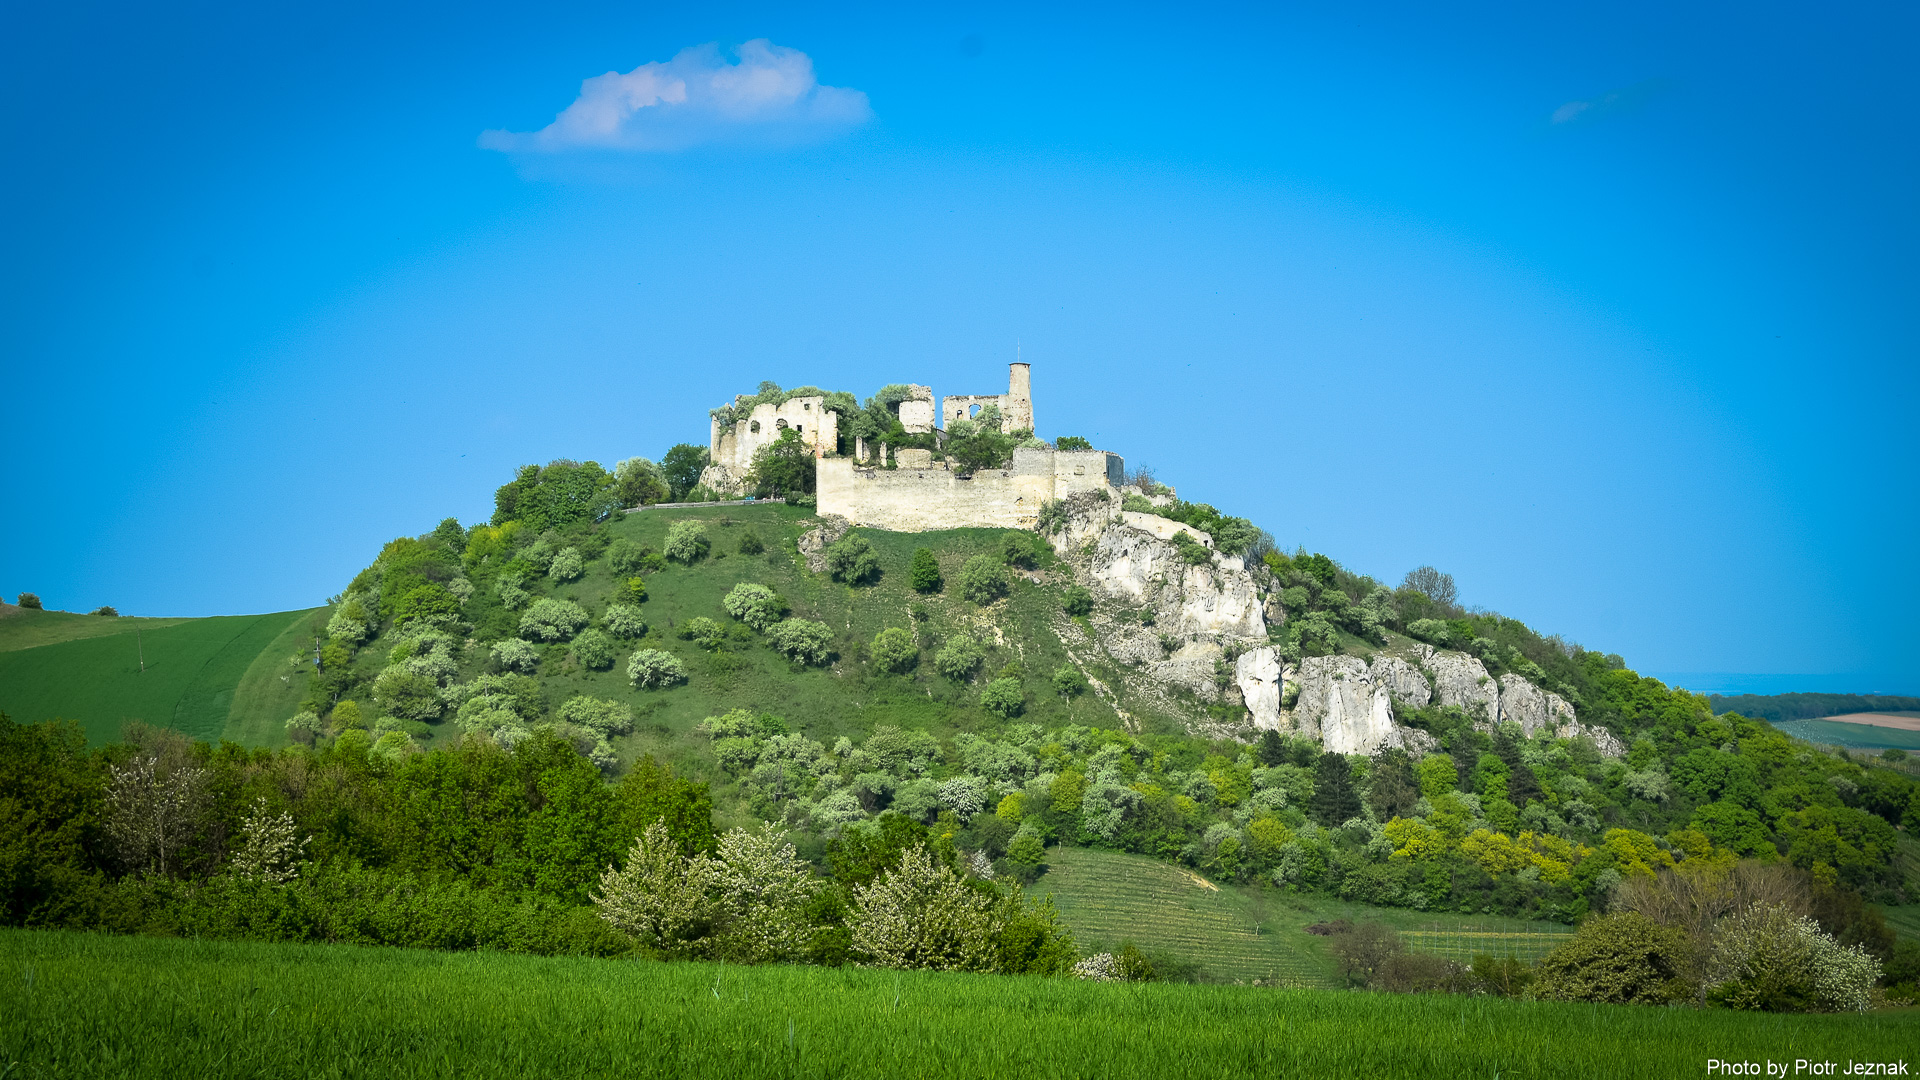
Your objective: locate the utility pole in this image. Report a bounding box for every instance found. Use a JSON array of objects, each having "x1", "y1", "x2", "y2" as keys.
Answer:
[{"x1": 136, "y1": 627, "x2": 144, "y2": 673}]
